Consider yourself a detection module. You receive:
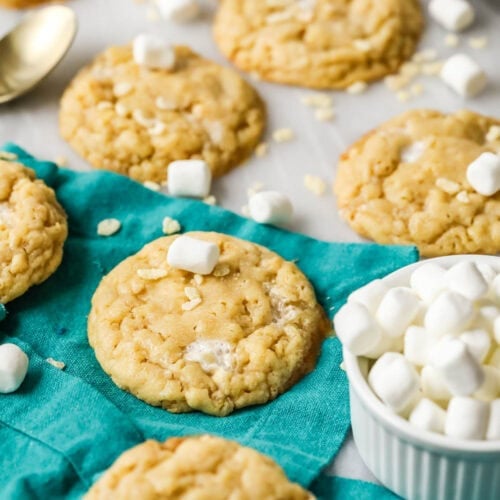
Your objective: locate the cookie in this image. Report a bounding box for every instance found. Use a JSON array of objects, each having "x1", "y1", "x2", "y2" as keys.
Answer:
[
  {"x1": 84, "y1": 436, "x2": 313, "y2": 500},
  {"x1": 0, "y1": 158, "x2": 67, "y2": 303},
  {"x1": 88, "y1": 232, "x2": 329, "y2": 416},
  {"x1": 334, "y1": 109, "x2": 500, "y2": 257},
  {"x1": 59, "y1": 45, "x2": 266, "y2": 183},
  {"x1": 213, "y1": 0, "x2": 423, "y2": 89}
]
